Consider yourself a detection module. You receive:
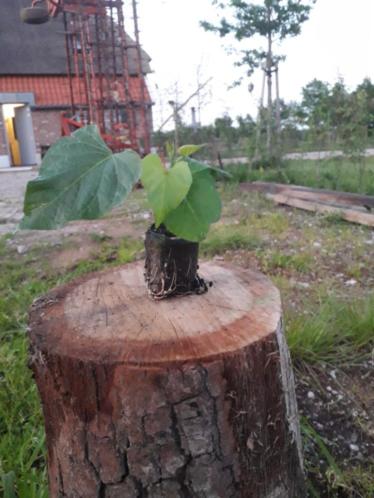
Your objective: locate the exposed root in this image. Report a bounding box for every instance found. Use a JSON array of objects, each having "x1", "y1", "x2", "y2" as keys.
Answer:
[
  {"x1": 144, "y1": 226, "x2": 210, "y2": 301},
  {"x1": 144, "y1": 259, "x2": 211, "y2": 301}
]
